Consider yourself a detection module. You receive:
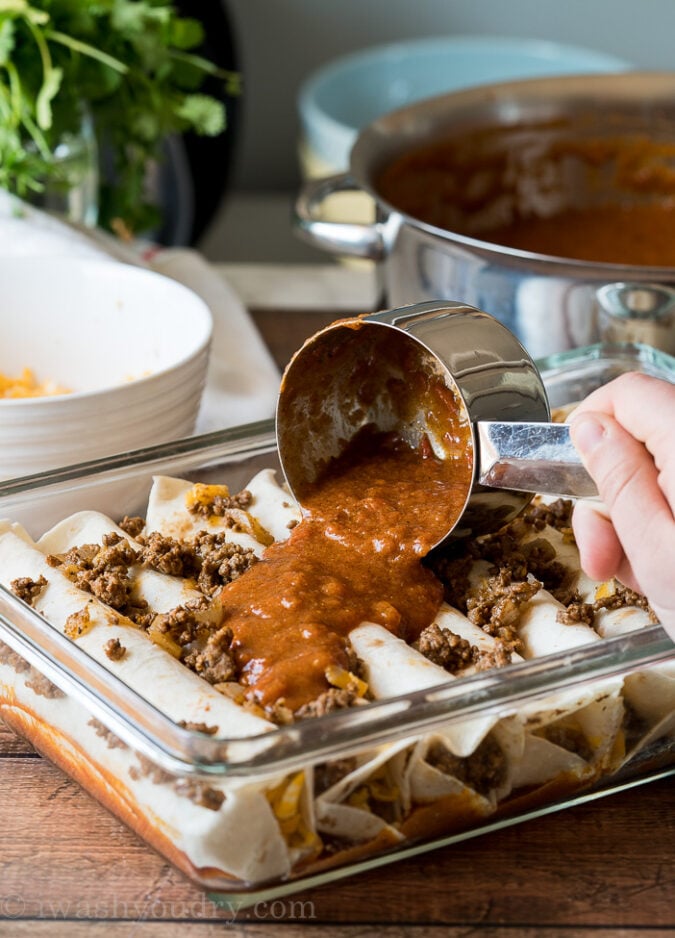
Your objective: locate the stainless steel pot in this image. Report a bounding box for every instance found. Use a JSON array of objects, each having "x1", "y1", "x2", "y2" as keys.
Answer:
[{"x1": 293, "y1": 72, "x2": 675, "y2": 358}]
